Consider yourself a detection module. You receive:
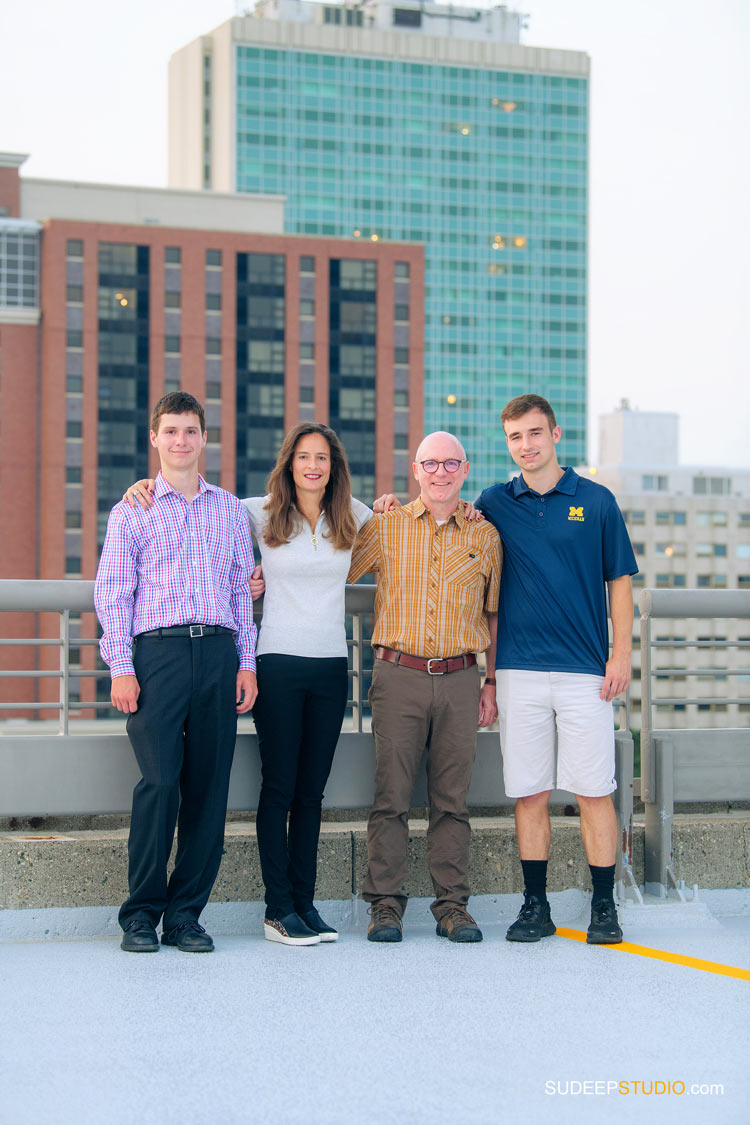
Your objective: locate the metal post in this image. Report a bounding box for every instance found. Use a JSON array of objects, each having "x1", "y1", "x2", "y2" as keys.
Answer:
[
  {"x1": 351, "y1": 611, "x2": 363, "y2": 733},
  {"x1": 59, "y1": 609, "x2": 70, "y2": 736},
  {"x1": 613, "y1": 728, "x2": 642, "y2": 903},
  {"x1": 639, "y1": 596, "x2": 654, "y2": 802},
  {"x1": 644, "y1": 735, "x2": 678, "y2": 898}
]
